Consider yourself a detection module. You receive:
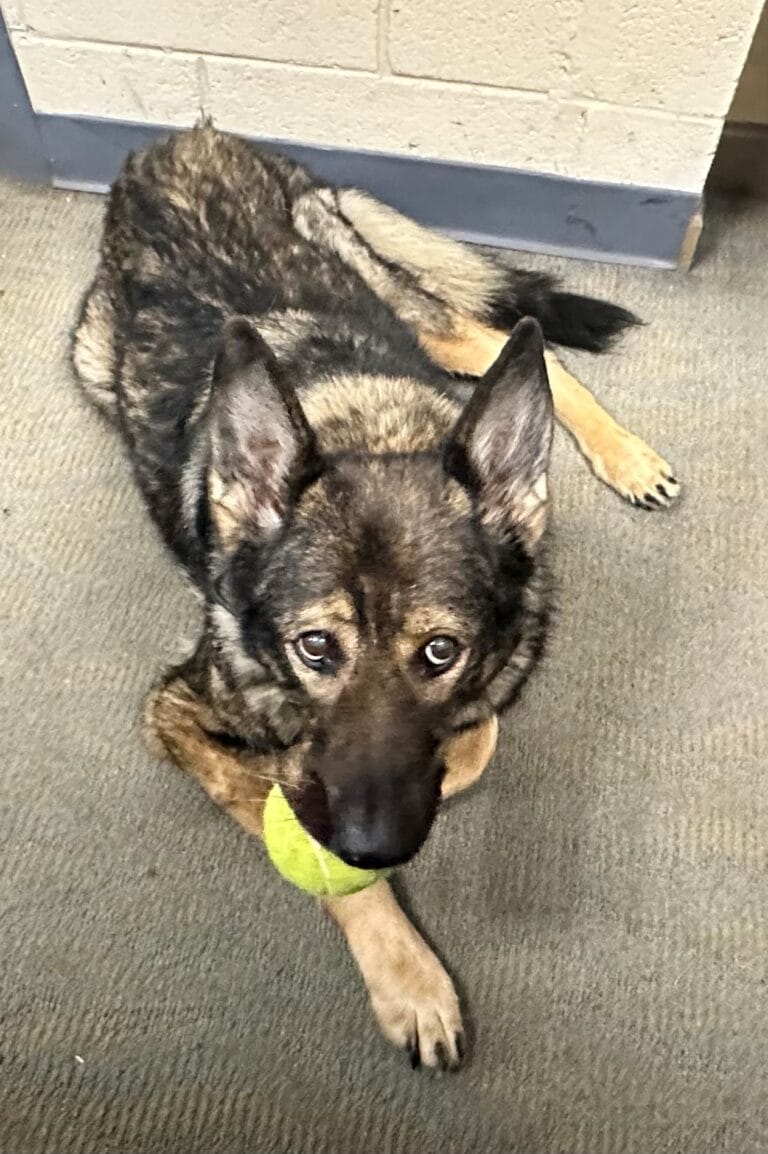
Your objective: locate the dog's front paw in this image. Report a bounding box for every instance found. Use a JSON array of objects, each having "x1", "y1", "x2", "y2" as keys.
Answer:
[
  {"x1": 368, "y1": 940, "x2": 464, "y2": 1071},
  {"x1": 587, "y1": 425, "x2": 680, "y2": 510},
  {"x1": 325, "y1": 881, "x2": 464, "y2": 1071}
]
